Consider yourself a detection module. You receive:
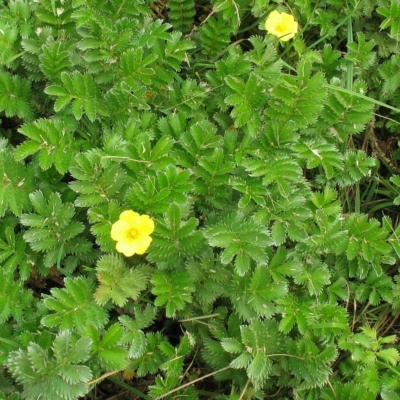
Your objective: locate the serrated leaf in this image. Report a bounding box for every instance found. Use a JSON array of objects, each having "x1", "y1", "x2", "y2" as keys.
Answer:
[
  {"x1": 235, "y1": 253, "x2": 250, "y2": 276},
  {"x1": 14, "y1": 141, "x2": 40, "y2": 161},
  {"x1": 271, "y1": 222, "x2": 286, "y2": 245},
  {"x1": 247, "y1": 350, "x2": 271, "y2": 385},
  {"x1": 44, "y1": 85, "x2": 68, "y2": 96},
  {"x1": 230, "y1": 352, "x2": 252, "y2": 369},
  {"x1": 221, "y1": 338, "x2": 243, "y2": 354},
  {"x1": 101, "y1": 324, "x2": 124, "y2": 348},
  {"x1": 377, "y1": 348, "x2": 400, "y2": 365},
  {"x1": 42, "y1": 277, "x2": 108, "y2": 331}
]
